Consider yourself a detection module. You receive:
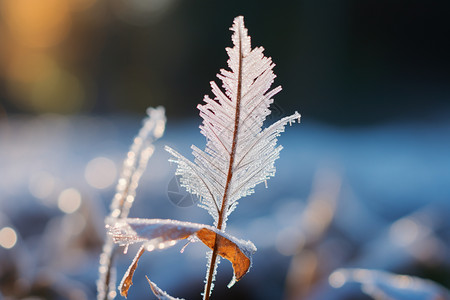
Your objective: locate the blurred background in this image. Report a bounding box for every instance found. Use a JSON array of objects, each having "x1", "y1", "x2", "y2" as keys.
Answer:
[{"x1": 1, "y1": 0, "x2": 450, "y2": 299}]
